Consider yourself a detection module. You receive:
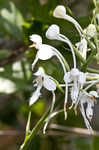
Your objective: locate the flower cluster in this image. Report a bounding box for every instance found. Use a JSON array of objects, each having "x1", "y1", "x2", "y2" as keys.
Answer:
[{"x1": 29, "y1": 5, "x2": 99, "y2": 133}]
